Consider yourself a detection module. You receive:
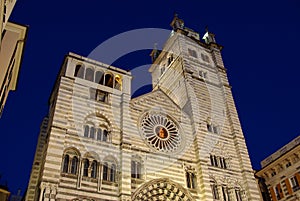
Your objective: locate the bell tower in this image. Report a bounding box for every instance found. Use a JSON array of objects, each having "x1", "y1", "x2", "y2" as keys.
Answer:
[{"x1": 149, "y1": 14, "x2": 261, "y2": 200}]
